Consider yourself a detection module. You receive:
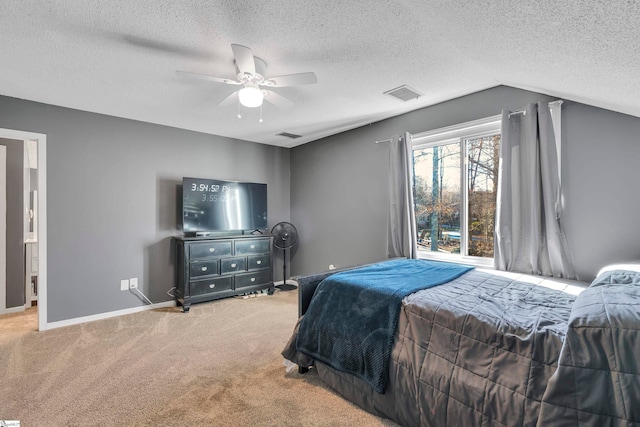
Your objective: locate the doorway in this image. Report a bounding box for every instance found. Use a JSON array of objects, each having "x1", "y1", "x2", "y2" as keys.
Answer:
[{"x1": 0, "y1": 128, "x2": 47, "y2": 331}]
